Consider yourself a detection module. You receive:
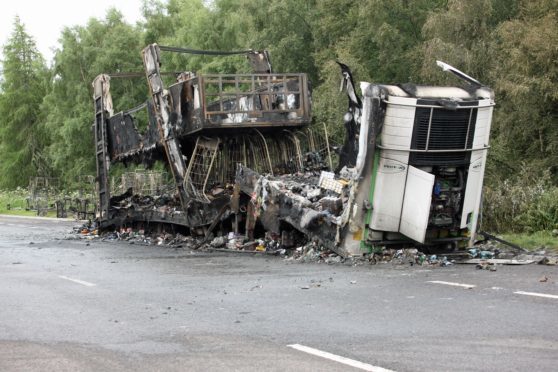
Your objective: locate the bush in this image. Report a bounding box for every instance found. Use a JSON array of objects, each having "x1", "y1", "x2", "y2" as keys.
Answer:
[
  {"x1": 0, "y1": 187, "x2": 30, "y2": 213},
  {"x1": 483, "y1": 169, "x2": 558, "y2": 233}
]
